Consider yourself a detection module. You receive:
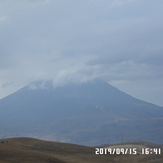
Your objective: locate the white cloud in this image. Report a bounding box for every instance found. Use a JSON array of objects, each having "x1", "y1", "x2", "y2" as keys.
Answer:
[
  {"x1": 0, "y1": 15, "x2": 7, "y2": 22},
  {"x1": 110, "y1": 0, "x2": 135, "y2": 7},
  {"x1": 0, "y1": 0, "x2": 163, "y2": 106}
]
